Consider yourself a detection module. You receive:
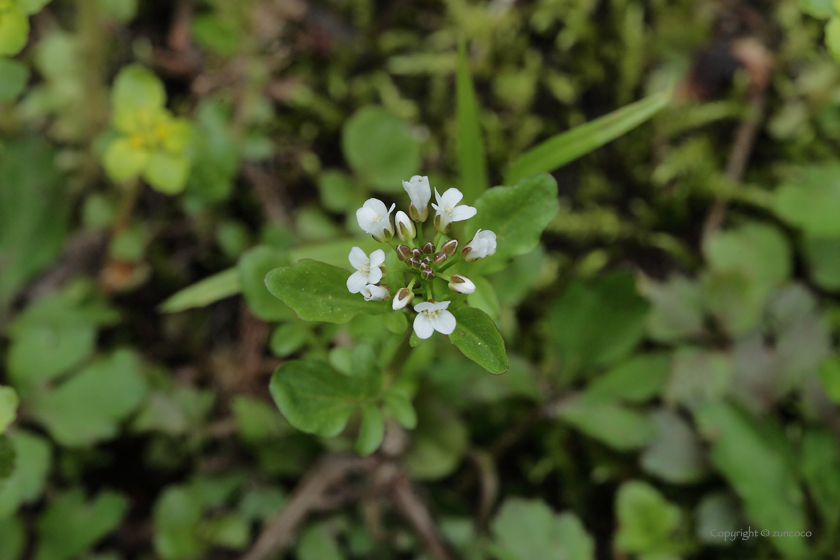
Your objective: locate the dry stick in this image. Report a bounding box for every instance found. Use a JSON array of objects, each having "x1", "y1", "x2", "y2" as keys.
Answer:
[
  {"x1": 702, "y1": 91, "x2": 767, "y2": 239},
  {"x1": 391, "y1": 472, "x2": 454, "y2": 560},
  {"x1": 240, "y1": 455, "x2": 375, "y2": 560}
]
